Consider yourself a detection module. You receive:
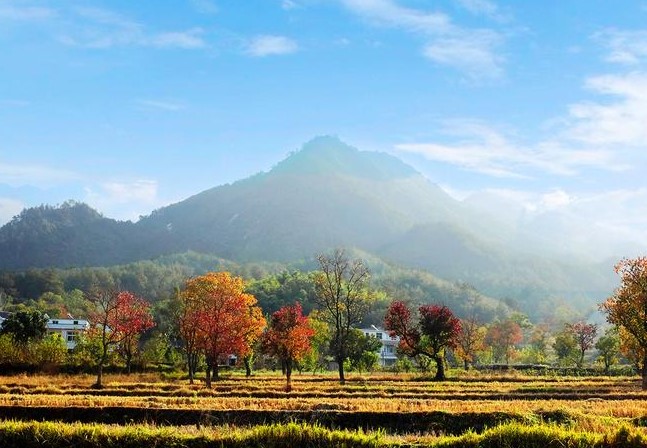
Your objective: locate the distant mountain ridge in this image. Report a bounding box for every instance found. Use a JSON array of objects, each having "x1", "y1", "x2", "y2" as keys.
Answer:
[{"x1": 0, "y1": 136, "x2": 617, "y2": 314}]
